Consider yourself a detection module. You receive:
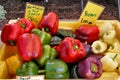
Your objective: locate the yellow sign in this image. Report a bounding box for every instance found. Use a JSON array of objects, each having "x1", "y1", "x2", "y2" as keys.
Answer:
[
  {"x1": 78, "y1": 1, "x2": 105, "y2": 26},
  {"x1": 25, "y1": 3, "x2": 45, "y2": 27}
]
